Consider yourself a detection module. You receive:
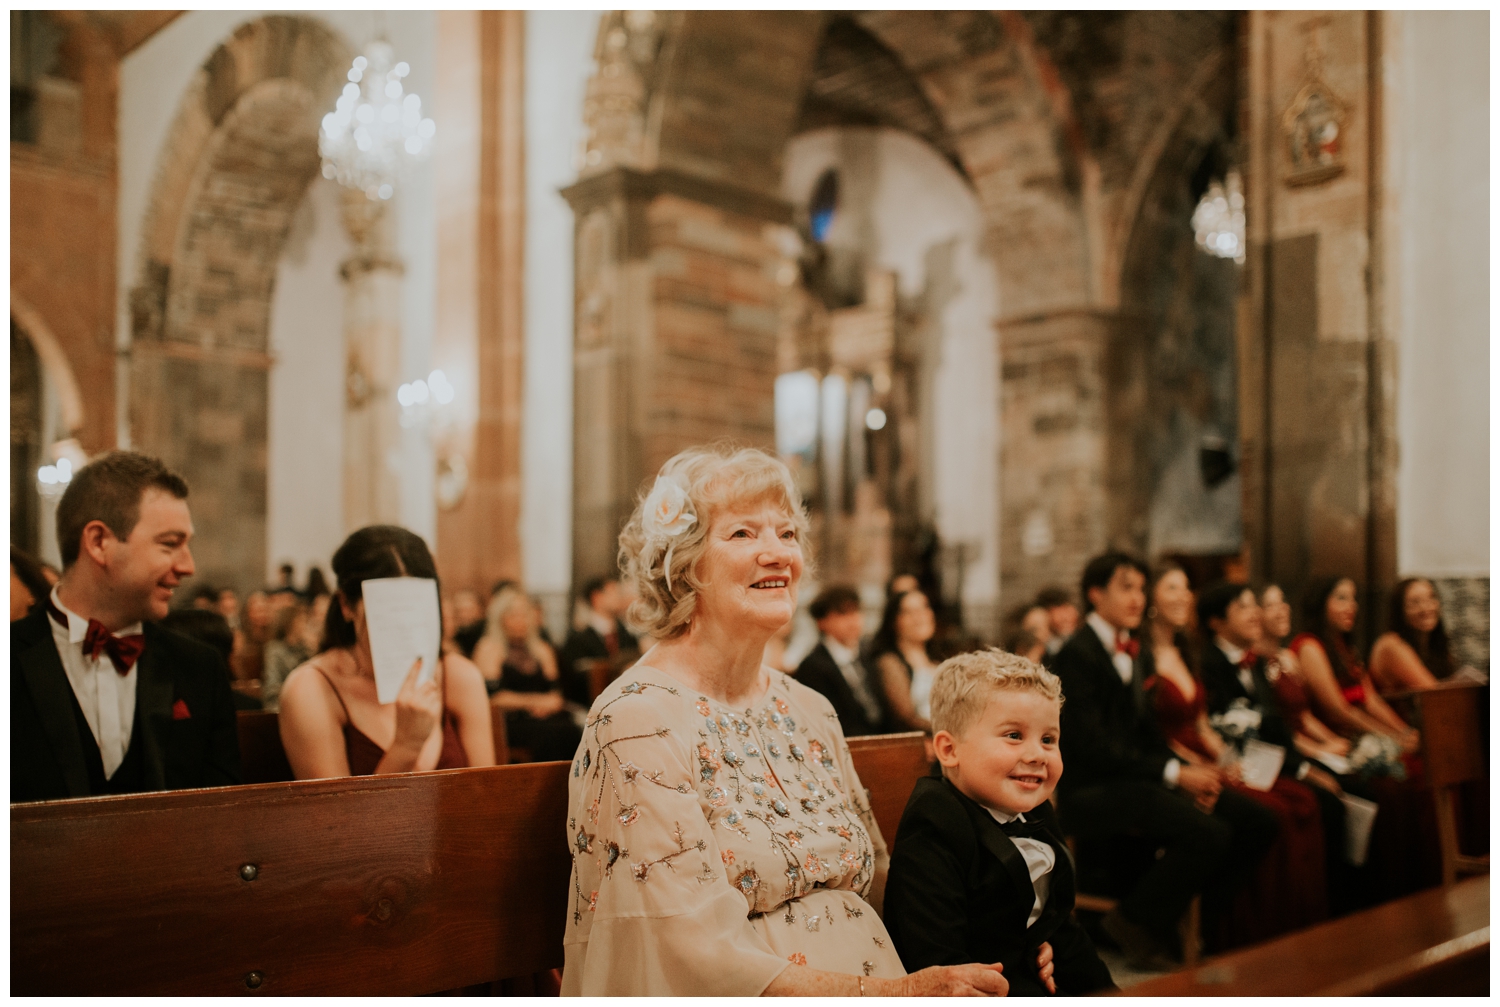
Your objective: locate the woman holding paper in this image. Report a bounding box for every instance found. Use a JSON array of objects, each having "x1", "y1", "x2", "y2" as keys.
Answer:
[
  {"x1": 279, "y1": 525, "x2": 495, "y2": 778},
  {"x1": 1140, "y1": 565, "x2": 1326, "y2": 946}
]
